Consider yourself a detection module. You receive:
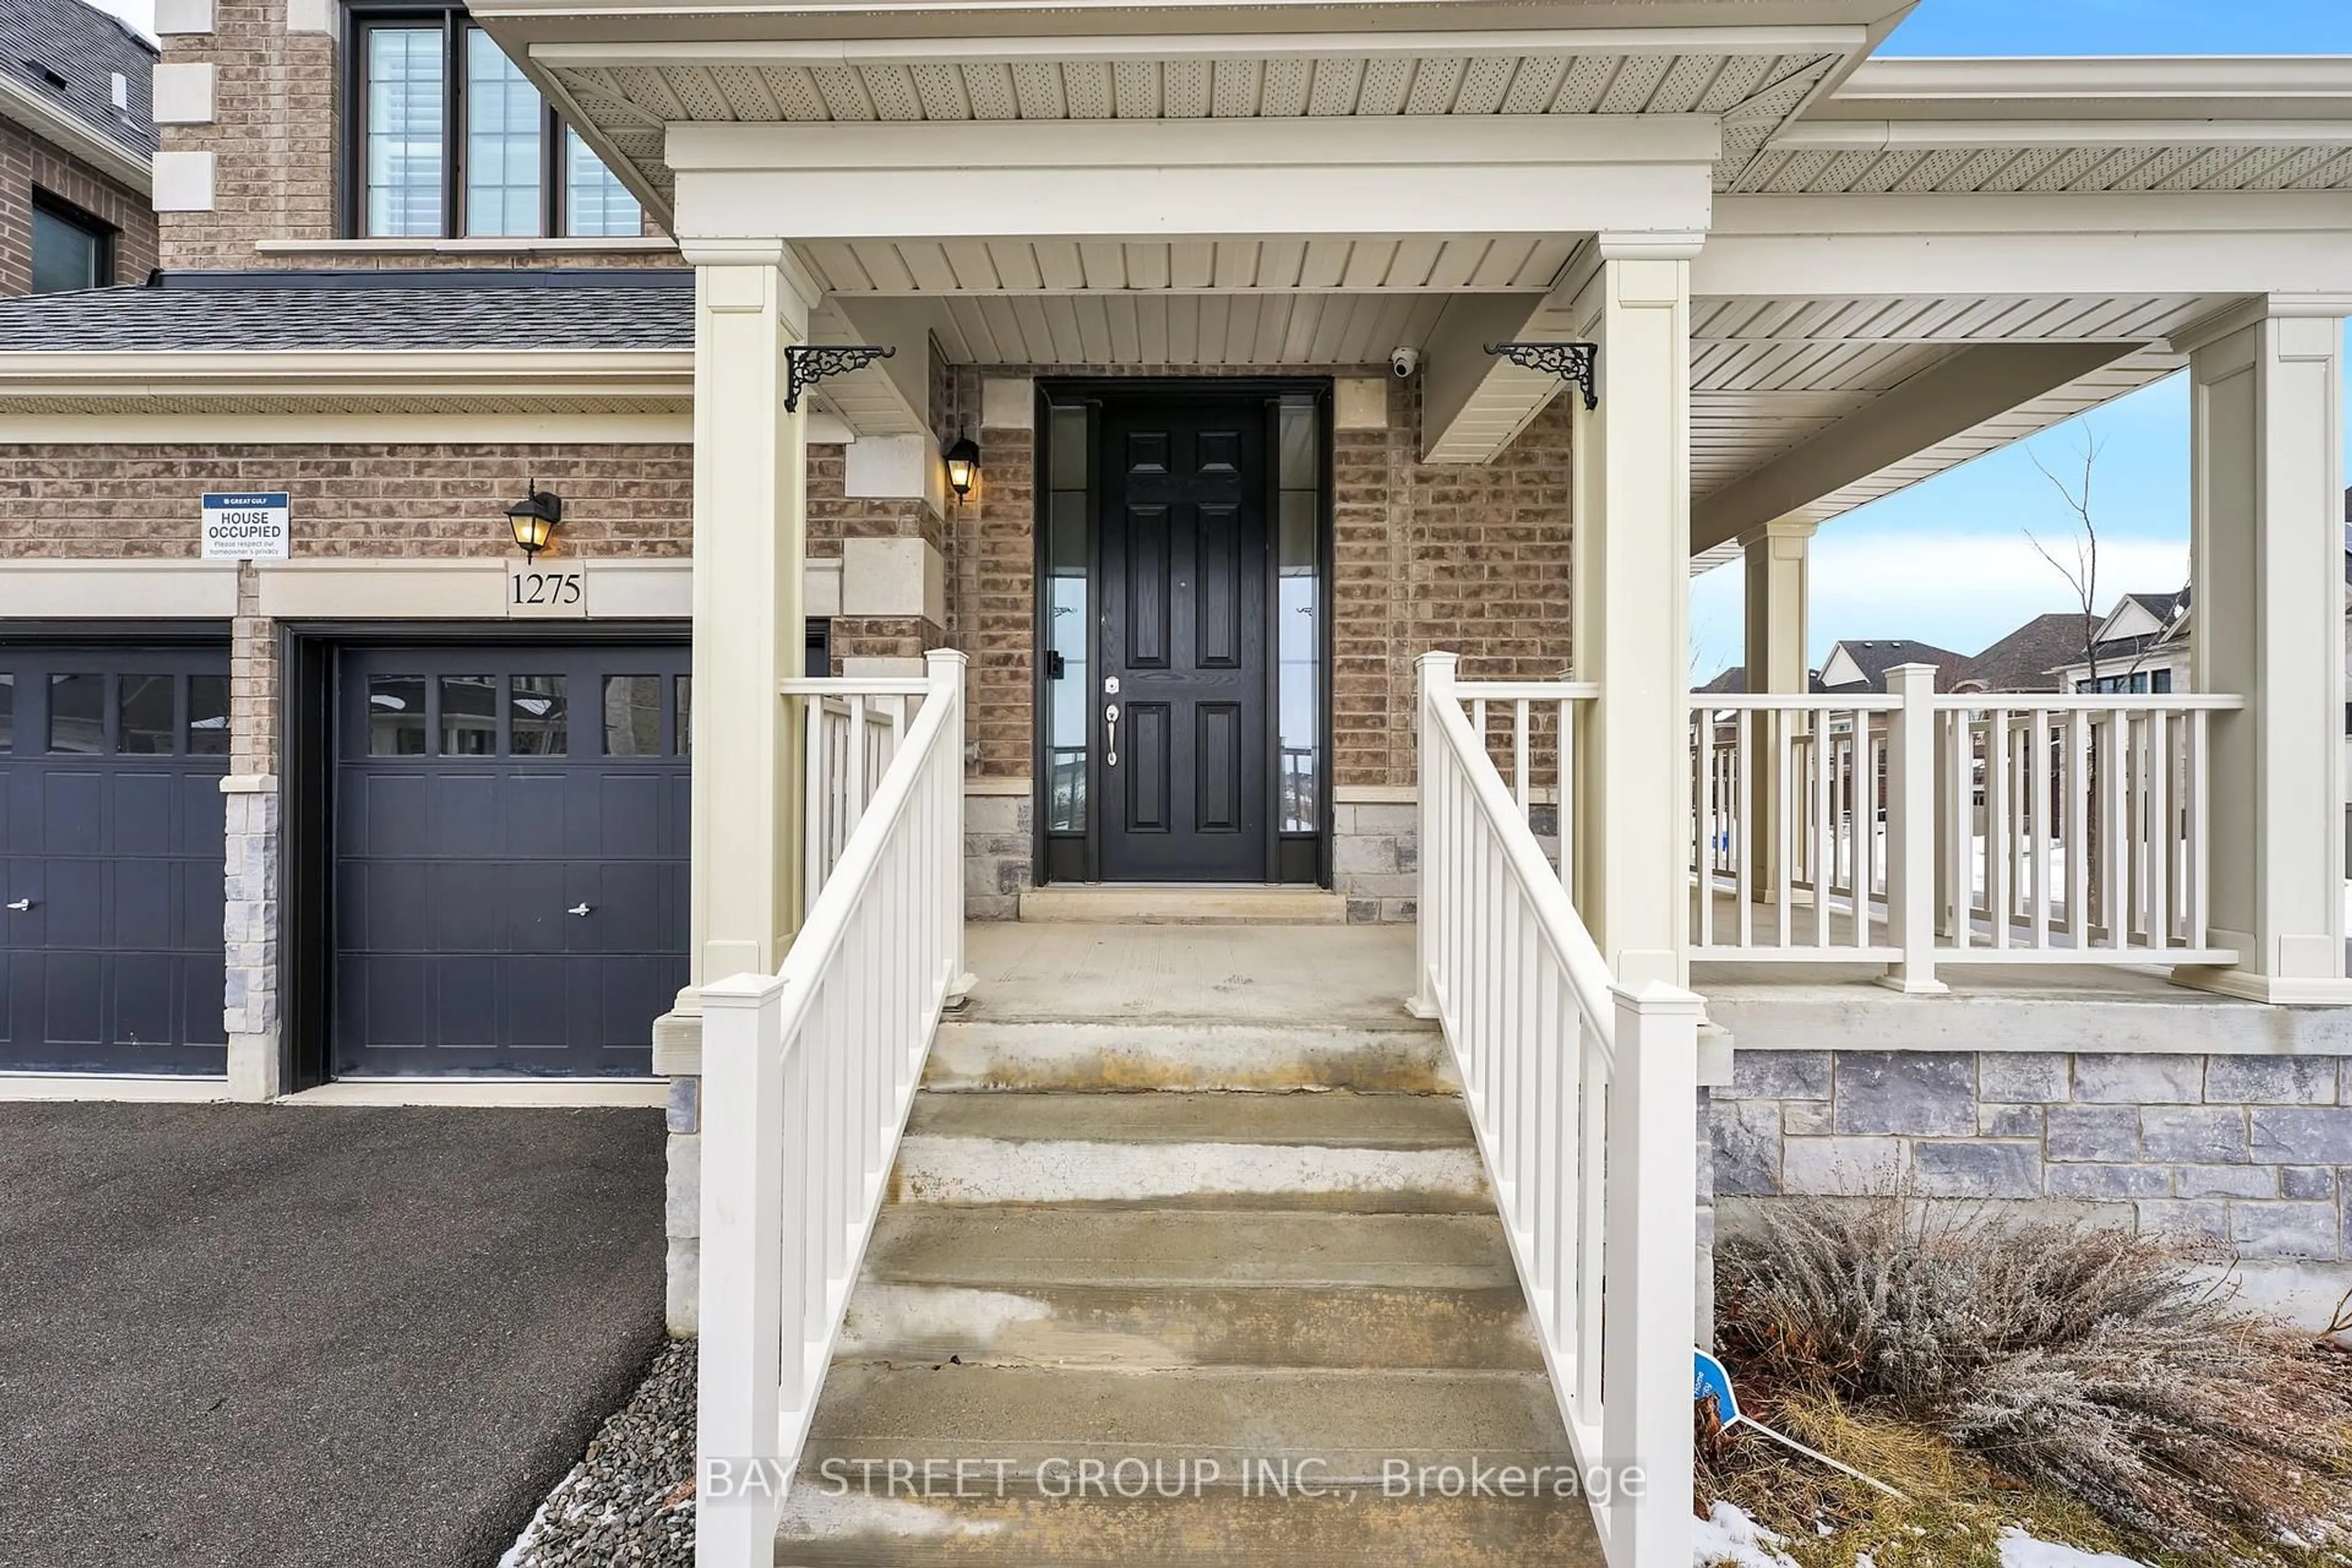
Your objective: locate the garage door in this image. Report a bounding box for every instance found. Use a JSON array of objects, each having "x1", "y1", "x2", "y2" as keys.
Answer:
[
  {"x1": 0, "y1": 643, "x2": 230, "y2": 1072},
  {"x1": 334, "y1": 644, "x2": 688, "y2": 1077}
]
